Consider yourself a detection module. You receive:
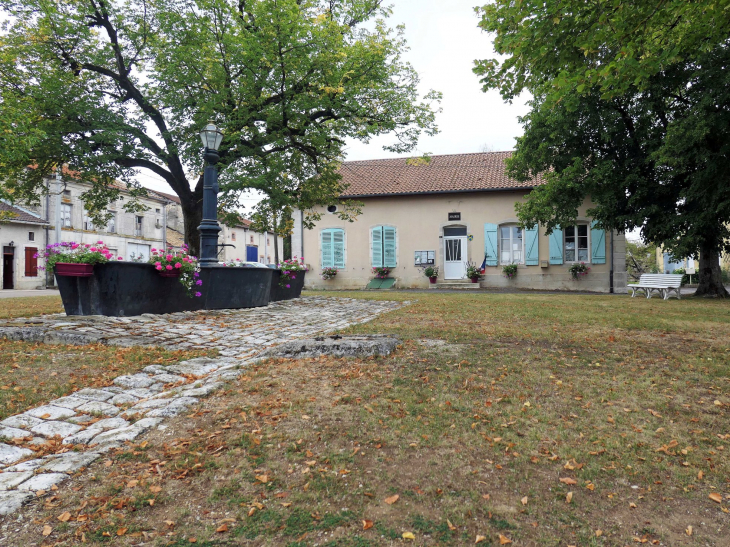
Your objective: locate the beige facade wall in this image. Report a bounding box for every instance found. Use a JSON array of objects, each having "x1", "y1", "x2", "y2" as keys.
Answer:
[{"x1": 298, "y1": 191, "x2": 627, "y2": 293}]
